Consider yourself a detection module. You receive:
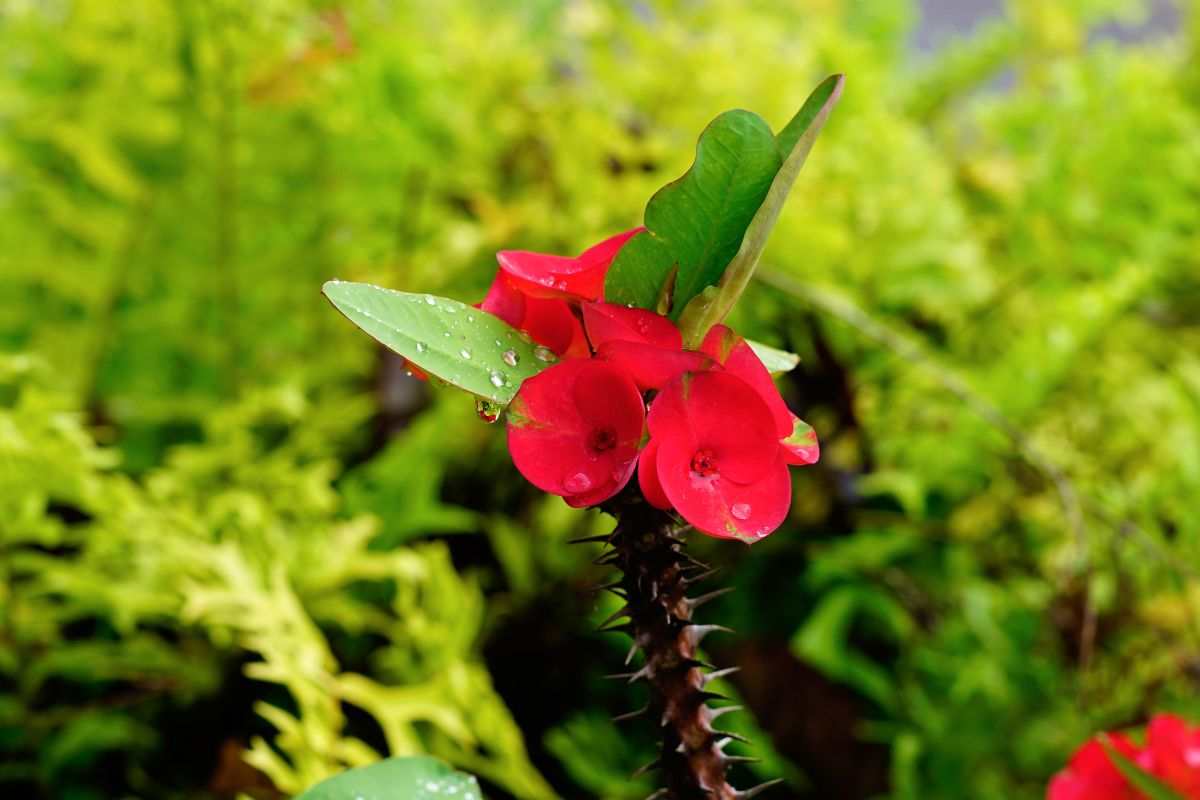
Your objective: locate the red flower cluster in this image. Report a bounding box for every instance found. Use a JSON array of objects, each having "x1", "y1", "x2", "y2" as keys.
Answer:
[
  {"x1": 1049, "y1": 714, "x2": 1200, "y2": 800},
  {"x1": 484, "y1": 230, "x2": 820, "y2": 542}
]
